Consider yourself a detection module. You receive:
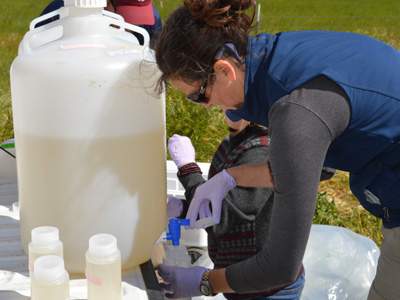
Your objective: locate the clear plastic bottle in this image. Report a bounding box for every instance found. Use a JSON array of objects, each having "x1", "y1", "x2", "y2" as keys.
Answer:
[
  {"x1": 162, "y1": 245, "x2": 191, "y2": 300},
  {"x1": 163, "y1": 244, "x2": 191, "y2": 268},
  {"x1": 31, "y1": 255, "x2": 70, "y2": 300},
  {"x1": 163, "y1": 219, "x2": 192, "y2": 300},
  {"x1": 86, "y1": 233, "x2": 121, "y2": 300},
  {"x1": 29, "y1": 226, "x2": 63, "y2": 274}
]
